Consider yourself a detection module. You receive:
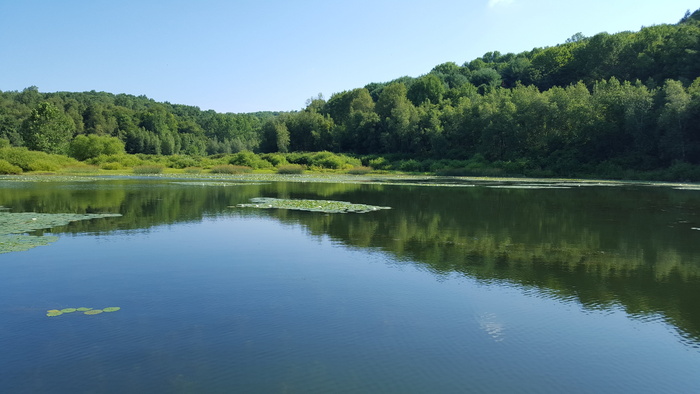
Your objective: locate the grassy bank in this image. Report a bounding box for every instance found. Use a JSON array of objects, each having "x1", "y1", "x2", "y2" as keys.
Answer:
[{"x1": 1, "y1": 146, "x2": 700, "y2": 182}]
